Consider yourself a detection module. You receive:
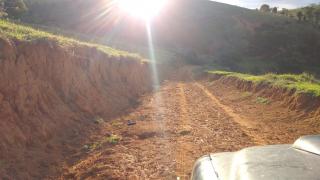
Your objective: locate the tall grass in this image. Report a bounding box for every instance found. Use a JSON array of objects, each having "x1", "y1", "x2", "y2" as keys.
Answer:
[
  {"x1": 209, "y1": 71, "x2": 320, "y2": 97},
  {"x1": 0, "y1": 19, "x2": 140, "y2": 58}
]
